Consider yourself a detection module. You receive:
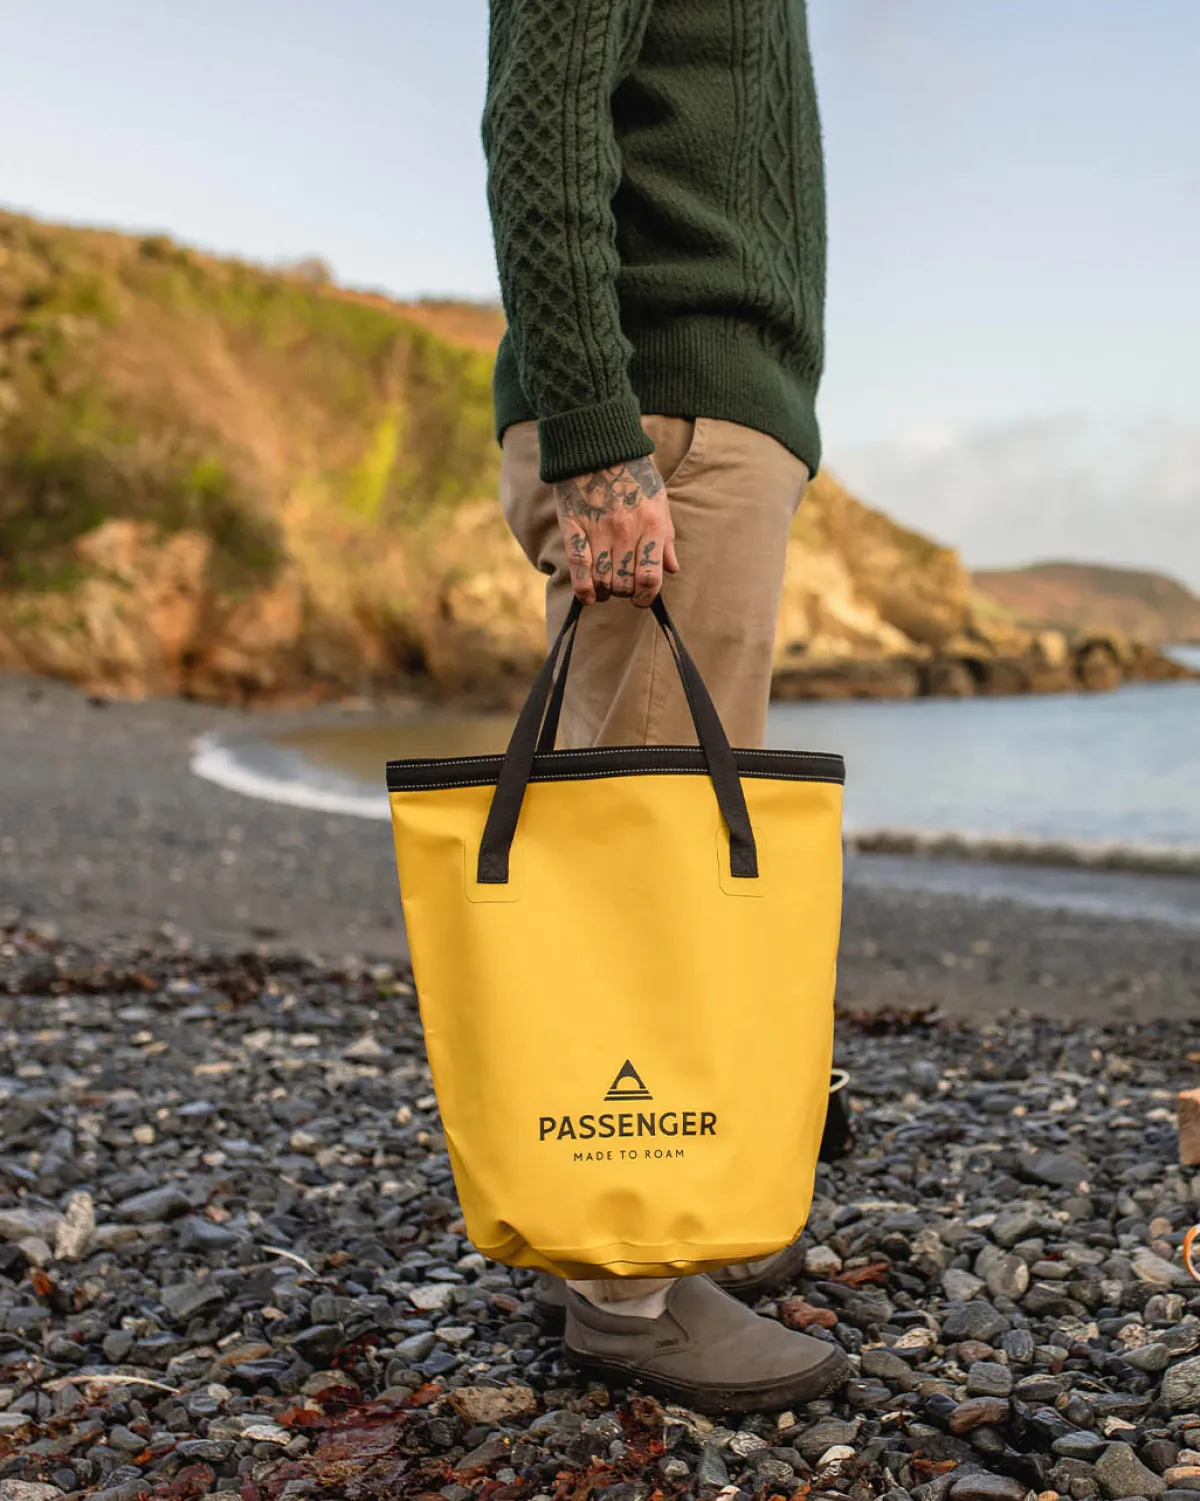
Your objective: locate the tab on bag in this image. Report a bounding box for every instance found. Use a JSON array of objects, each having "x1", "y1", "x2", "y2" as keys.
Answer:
[{"x1": 387, "y1": 602, "x2": 845, "y2": 1279}]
